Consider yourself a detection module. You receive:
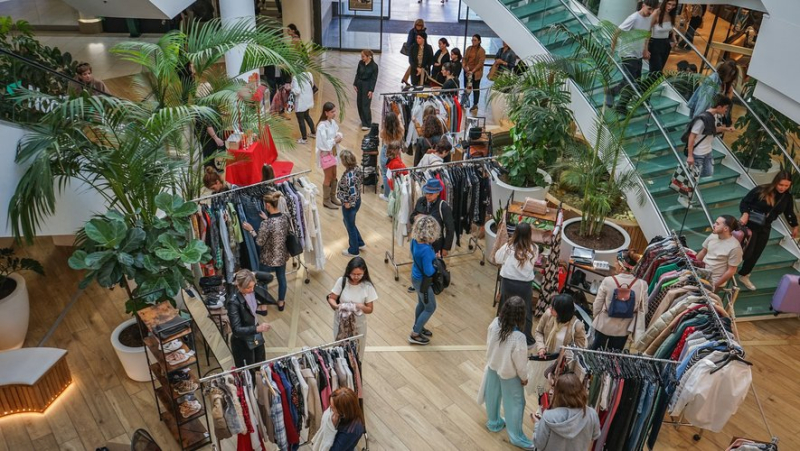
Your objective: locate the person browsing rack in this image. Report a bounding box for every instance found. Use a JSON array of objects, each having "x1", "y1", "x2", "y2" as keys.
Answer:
[
  {"x1": 242, "y1": 191, "x2": 290, "y2": 311},
  {"x1": 590, "y1": 249, "x2": 647, "y2": 351},
  {"x1": 227, "y1": 270, "x2": 272, "y2": 369},
  {"x1": 409, "y1": 178, "x2": 454, "y2": 257},
  {"x1": 696, "y1": 215, "x2": 743, "y2": 291},
  {"x1": 326, "y1": 257, "x2": 376, "y2": 358},
  {"x1": 494, "y1": 222, "x2": 539, "y2": 347}
]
